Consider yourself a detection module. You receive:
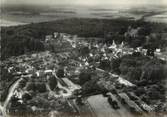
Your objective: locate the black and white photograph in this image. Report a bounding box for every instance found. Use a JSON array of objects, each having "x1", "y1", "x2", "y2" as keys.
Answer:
[{"x1": 0, "y1": 0, "x2": 167, "y2": 117}]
